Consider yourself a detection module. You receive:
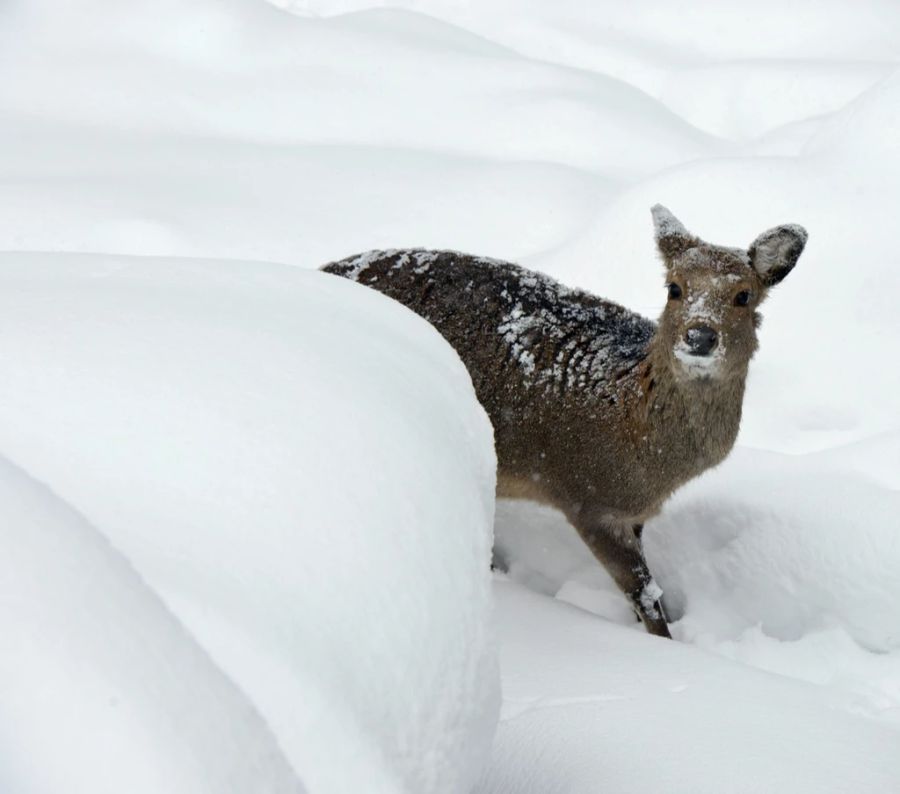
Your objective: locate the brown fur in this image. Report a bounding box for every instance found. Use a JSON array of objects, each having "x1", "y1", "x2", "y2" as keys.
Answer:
[{"x1": 322, "y1": 206, "x2": 807, "y2": 637}]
